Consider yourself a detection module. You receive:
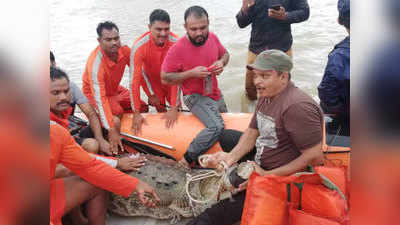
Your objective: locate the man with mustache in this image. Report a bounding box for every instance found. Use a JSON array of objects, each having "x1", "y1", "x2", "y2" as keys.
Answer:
[
  {"x1": 50, "y1": 122, "x2": 159, "y2": 225},
  {"x1": 82, "y1": 21, "x2": 148, "y2": 155},
  {"x1": 130, "y1": 9, "x2": 180, "y2": 134},
  {"x1": 50, "y1": 66, "x2": 148, "y2": 225},
  {"x1": 50, "y1": 51, "x2": 112, "y2": 155},
  {"x1": 185, "y1": 50, "x2": 324, "y2": 225},
  {"x1": 161, "y1": 6, "x2": 229, "y2": 168}
]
